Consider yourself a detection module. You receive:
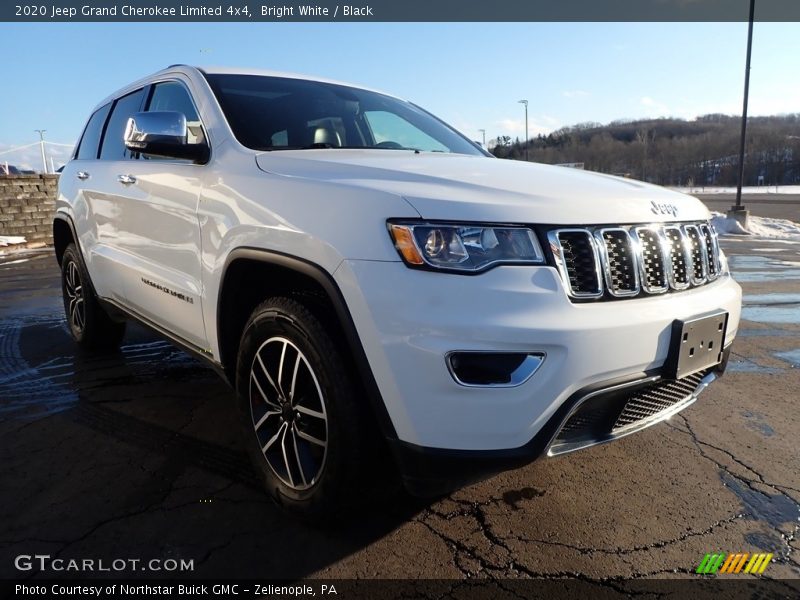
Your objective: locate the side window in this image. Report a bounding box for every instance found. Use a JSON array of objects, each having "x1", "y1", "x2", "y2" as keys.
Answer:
[
  {"x1": 364, "y1": 110, "x2": 448, "y2": 152},
  {"x1": 75, "y1": 103, "x2": 111, "y2": 160},
  {"x1": 99, "y1": 89, "x2": 145, "y2": 161},
  {"x1": 146, "y1": 81, "x2": 206, "y2": 147},
  {"x1": 270, "y1": 130, "x2": 288, "y2": 146}
]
